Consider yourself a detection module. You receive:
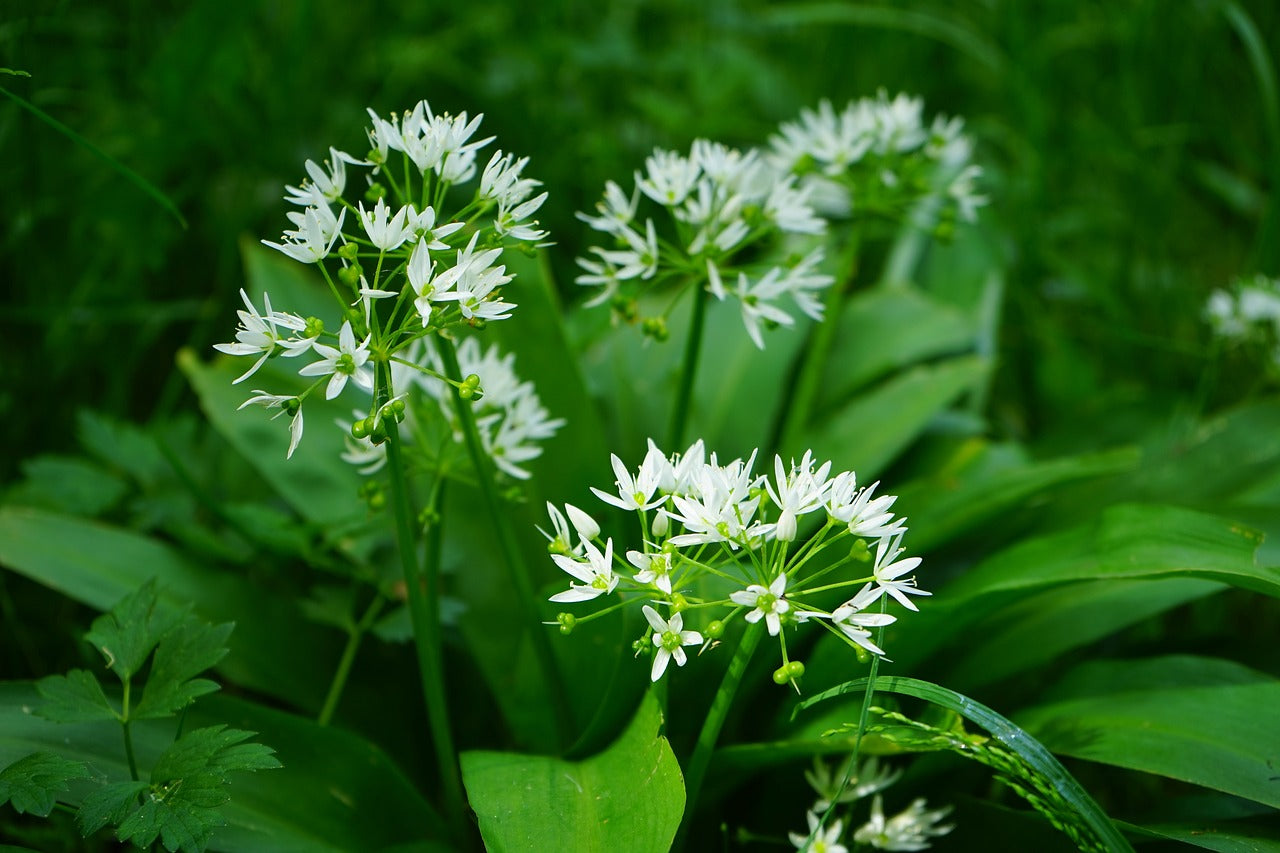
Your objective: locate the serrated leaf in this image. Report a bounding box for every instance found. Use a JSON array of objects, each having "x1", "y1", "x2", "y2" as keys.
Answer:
[
  {"x1": 133, "y1": 619, "x2": 233, "y2": 720},
  {"x1": 85, "y1": 578, "x2": 180, "y2": 680},
  {"x1": 116, "y1": 795, "x2": 218, "y2": 853},
  {"x1": 77, "y1": 780, "x2": 149, "y2": 835},
  {"x1": 0, "y1": 752, "x2": 91, "y2": 816},
  {"x1": 34, "y1": 669, "x2": 116, "y2": 723},
  {"x1": 152, "y1": 726, "x2": 281, "y2": 782}
]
